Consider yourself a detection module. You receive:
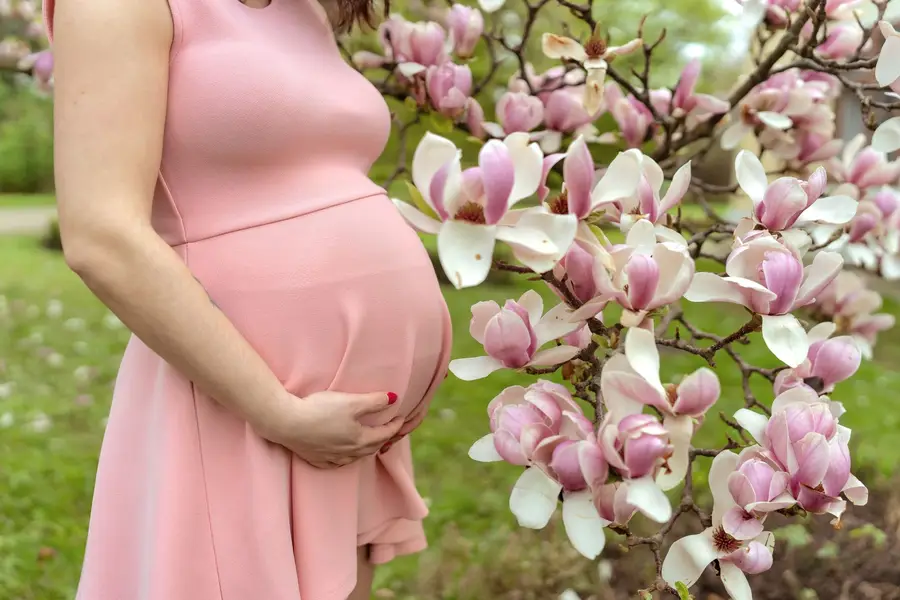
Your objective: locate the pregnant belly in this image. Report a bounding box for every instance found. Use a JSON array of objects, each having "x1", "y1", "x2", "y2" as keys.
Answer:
[{"x1": 180, "y1": 194, "x2": 452, "y2": 421}]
